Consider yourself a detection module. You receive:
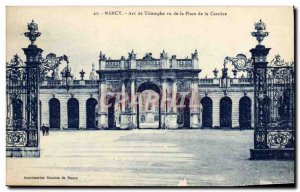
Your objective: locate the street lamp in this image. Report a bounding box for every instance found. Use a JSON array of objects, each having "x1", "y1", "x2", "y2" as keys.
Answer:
[
  {"x1": 61, "y1": 60, "x2": 73, "y2": 91},
  {"x1": 221, "y1": 59, "x2": 229, "y2": 94}
]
